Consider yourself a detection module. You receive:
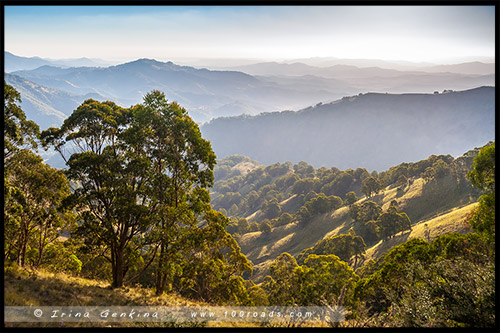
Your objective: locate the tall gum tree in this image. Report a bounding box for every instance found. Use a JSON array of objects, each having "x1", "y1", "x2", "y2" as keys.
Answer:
[
  {"x1": 42, "y1": 92, "x2": 251, "y2": 292},
  {"x1": 41, "y1": 99, "x2": 149, "y2": 288}
]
